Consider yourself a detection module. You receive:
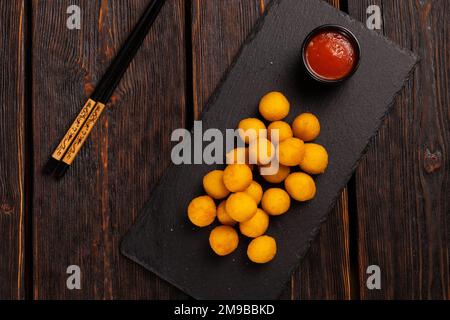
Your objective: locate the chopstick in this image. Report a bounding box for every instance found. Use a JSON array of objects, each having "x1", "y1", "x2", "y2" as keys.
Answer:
[{"x1": 44, "y1": 0, "x2": 166, "y2": 178}]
